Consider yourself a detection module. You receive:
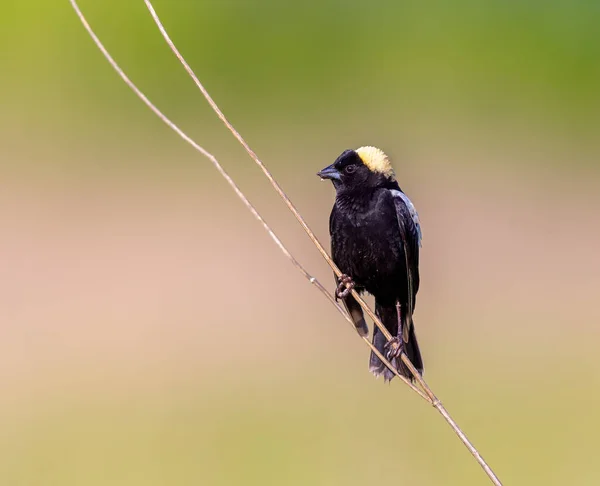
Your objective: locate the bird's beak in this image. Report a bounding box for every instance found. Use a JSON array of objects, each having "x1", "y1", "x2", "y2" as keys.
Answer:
[{"x1": 317, "y1": 164, "x2": 341, "y2": 181}]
